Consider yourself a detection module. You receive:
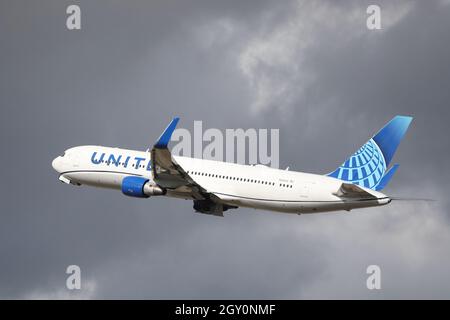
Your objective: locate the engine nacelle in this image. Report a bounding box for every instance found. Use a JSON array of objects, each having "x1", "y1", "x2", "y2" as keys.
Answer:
[{"x1": 121, "y1": 176, "x2": 166, "y2": 198}]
